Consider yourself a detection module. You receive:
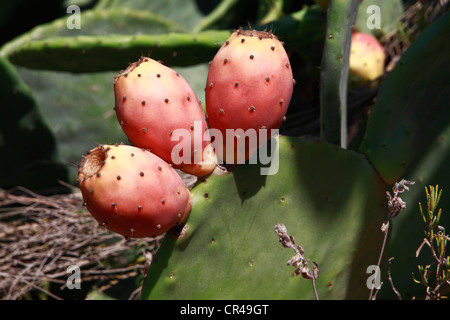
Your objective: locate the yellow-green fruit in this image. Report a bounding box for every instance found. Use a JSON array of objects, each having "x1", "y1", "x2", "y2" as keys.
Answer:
[{"x1": 349, "y1": 32, "x2": 386, "y2": 87}]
